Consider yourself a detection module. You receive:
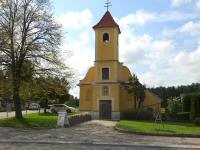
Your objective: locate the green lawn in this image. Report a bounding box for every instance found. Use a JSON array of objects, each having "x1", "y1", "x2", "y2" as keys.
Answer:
[
  {"x1": 117, "y1": 120, "x2": 200, "y2": 135},
  {"x1": 0, "y1": 113, "x2": 76, "y2": 128}
]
